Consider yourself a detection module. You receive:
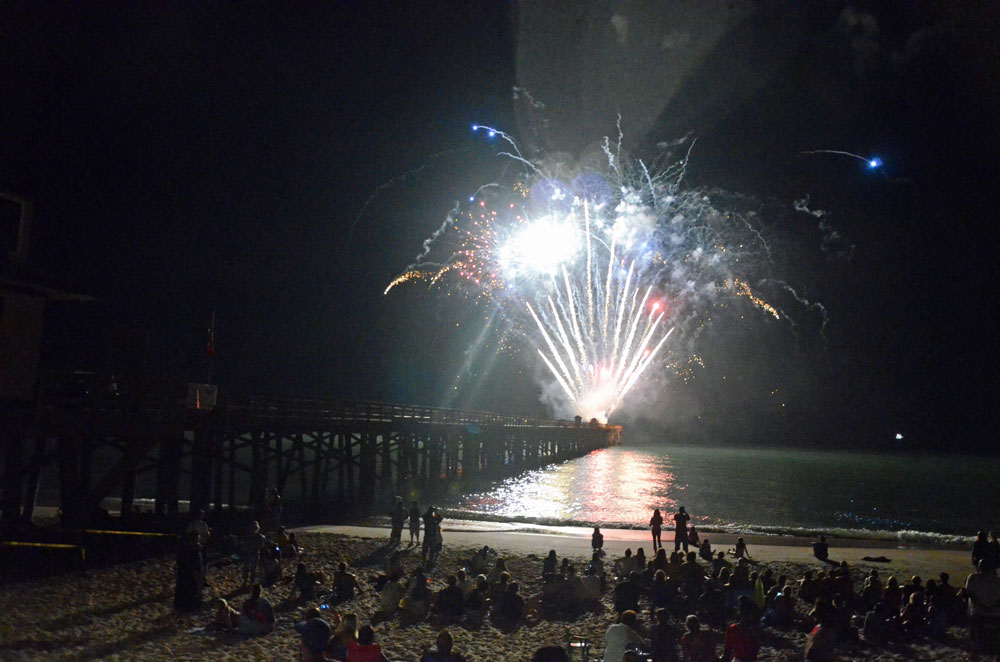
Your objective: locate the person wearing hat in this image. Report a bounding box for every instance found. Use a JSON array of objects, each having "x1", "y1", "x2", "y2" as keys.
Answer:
[
  {"x1": 673, "y1": 506, "x2": 691, "y2": 553},
  {"x1": 294, "y1": 616, "x2": 331, "y2": 662}
]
